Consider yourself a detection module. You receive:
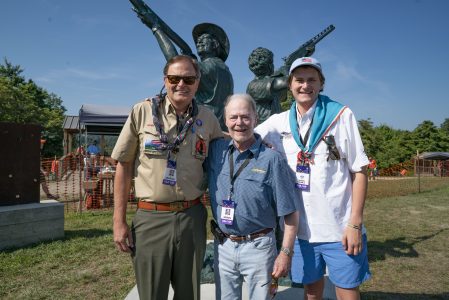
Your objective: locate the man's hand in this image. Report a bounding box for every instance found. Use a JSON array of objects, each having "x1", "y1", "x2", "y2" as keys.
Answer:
[
  {"x1": 272, "y1": 252, "x2": 291, "y2": 279},
  {"x1": 342, "y1": 225, "x2": 362, "y2": 255},
  {"x1": 113, "y1": 221, "x2": 134, "y2": 253}
]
